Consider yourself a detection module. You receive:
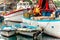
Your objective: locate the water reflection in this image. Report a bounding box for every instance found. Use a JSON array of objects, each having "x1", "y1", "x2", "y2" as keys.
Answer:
[{"x1": 0, "y1": 34, "x2": 33, "y2": 40}]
